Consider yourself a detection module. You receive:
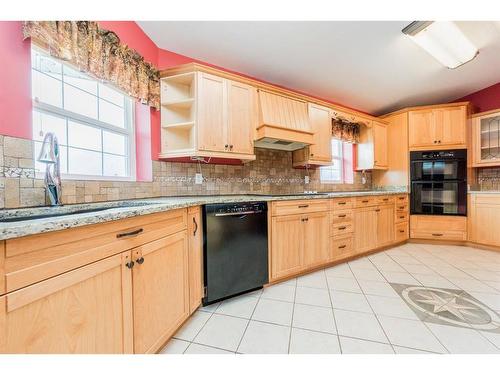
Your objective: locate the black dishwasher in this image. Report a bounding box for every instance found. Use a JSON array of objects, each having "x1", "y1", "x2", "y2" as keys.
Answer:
[{"x1": 203, "y1": 202, "x2": 268, "y2": 305}]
